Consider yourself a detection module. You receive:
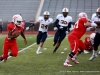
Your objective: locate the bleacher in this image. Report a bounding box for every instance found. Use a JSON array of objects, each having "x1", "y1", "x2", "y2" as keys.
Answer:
[
  {"x1": 0, "y1": 0, "x2": 100, "y2": 31},
  {"x1": 40, "y1": 0, "x2": 100, "y2": 22},
  {"x1": 0, "y1": 0, "x2": 41, "y2": 22}
]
